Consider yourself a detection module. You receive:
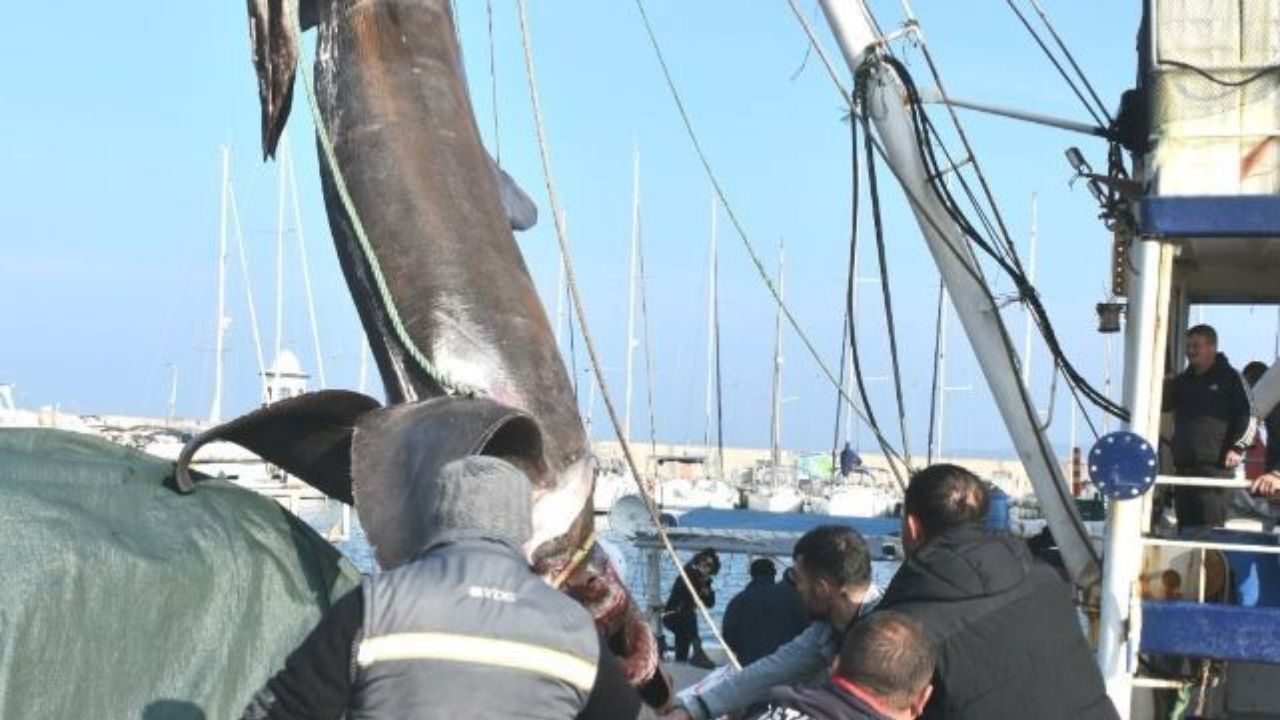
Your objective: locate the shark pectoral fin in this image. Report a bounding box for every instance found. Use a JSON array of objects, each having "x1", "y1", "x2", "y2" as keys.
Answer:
[
  {"x1": 247, "y1": 0, "x2": 315, "y2": 159},
  {"x1": 350, "y1": 397, "x2": 548, "y2": 570},
  {"x1": 488, "y1": 153, "x2": 539, "y2": 232},
  {"x1": 176, "y1": 389, "x2": 381, "y2": 504}
]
